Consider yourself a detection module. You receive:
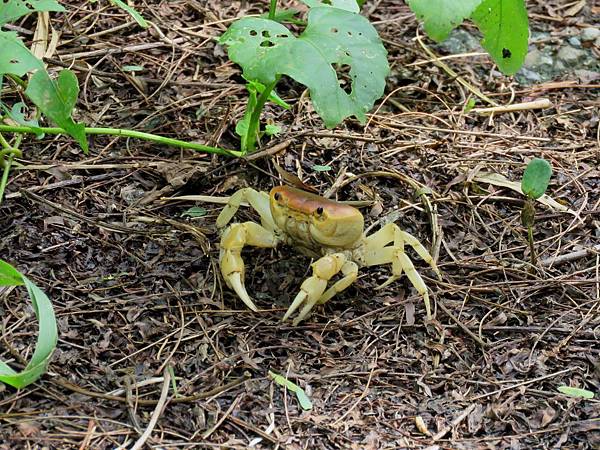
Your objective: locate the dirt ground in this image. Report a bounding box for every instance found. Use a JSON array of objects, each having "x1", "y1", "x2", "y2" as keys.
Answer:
[{"x1": 1, "y1": 1, "x2": 599, "y2": 448}]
